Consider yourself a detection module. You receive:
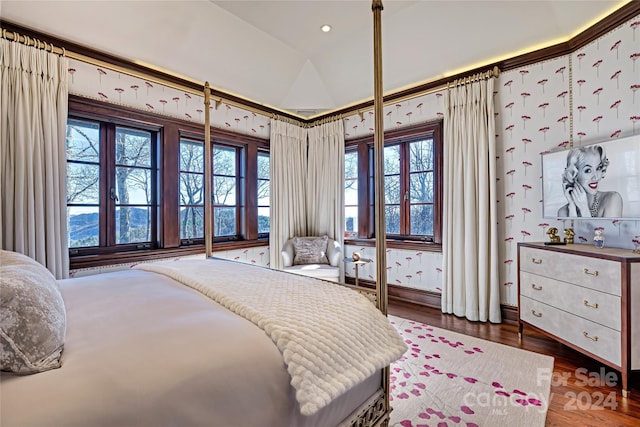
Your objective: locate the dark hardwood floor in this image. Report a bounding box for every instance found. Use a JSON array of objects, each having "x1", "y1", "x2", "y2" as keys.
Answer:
[{"x1": 389, "y1": 300, "x2": 640, "y2": 427}]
